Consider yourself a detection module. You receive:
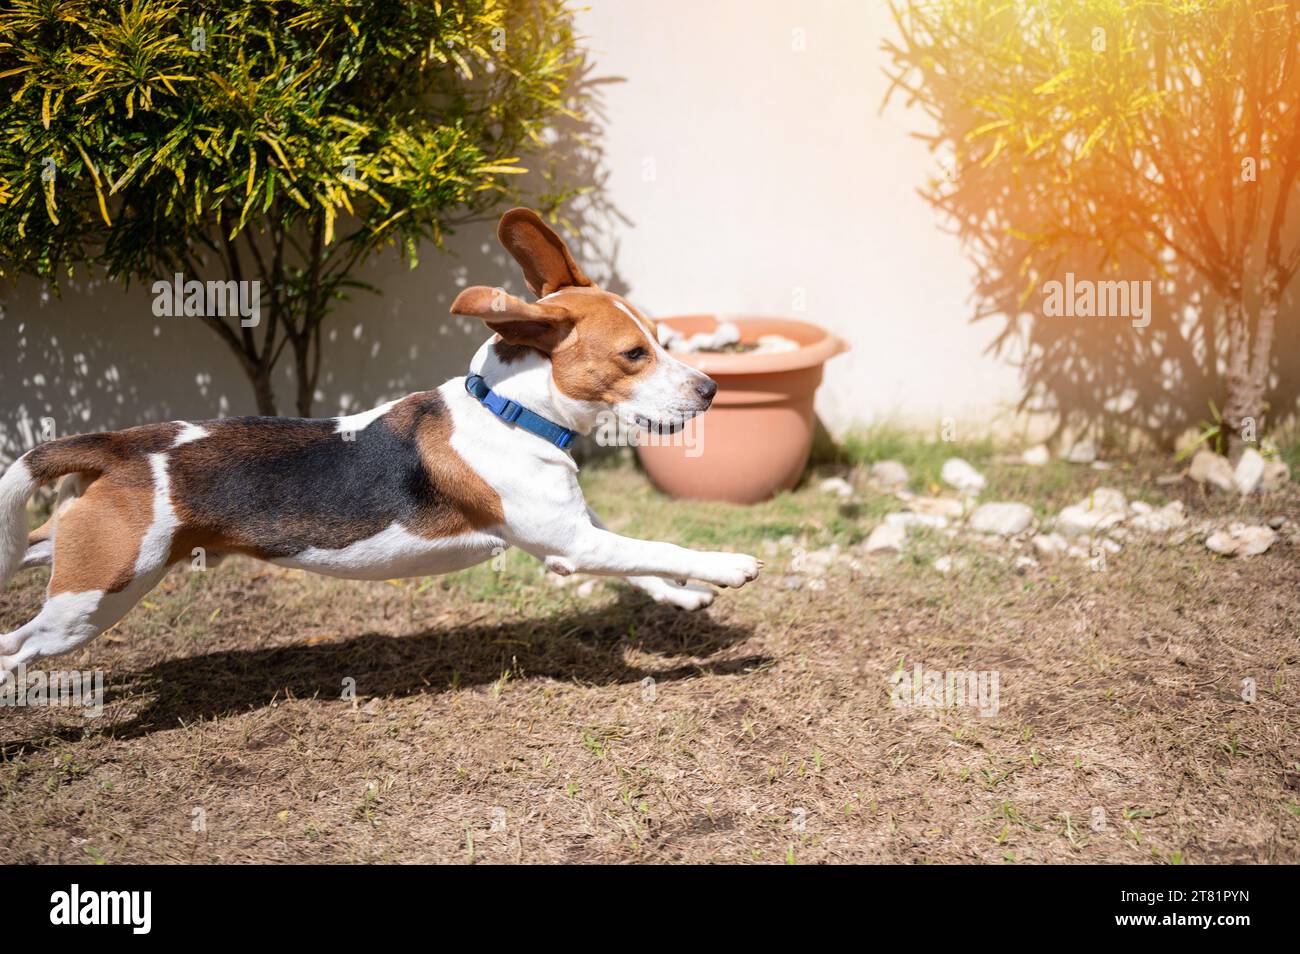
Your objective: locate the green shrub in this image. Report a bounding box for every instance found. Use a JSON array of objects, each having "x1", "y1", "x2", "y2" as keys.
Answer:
[{"x1": 0, "y1": 0, "x2": 588, "y2": 414}]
